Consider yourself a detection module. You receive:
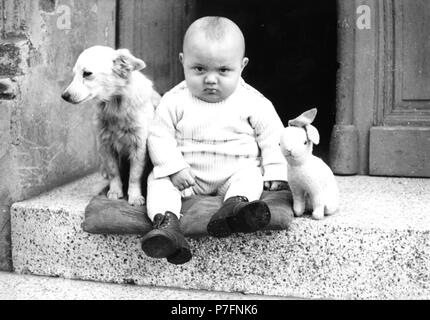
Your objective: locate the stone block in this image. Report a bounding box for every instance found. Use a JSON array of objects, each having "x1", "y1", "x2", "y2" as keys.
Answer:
[
  {"x1": 329, "y1": 124, "x2": 359, "y2": 175},
  {"x1": 0, "y1": 43, "x2": 25, "y2": 76},
  {"x1": 0, "y1": 78, "x2": 18, "y2": 99},
  {"x1": 11, "y1": 174, "x2": 430, "y2": 299},
  {"x1": 370, "y1": 126, "x2": 430, "y2": 177}
]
